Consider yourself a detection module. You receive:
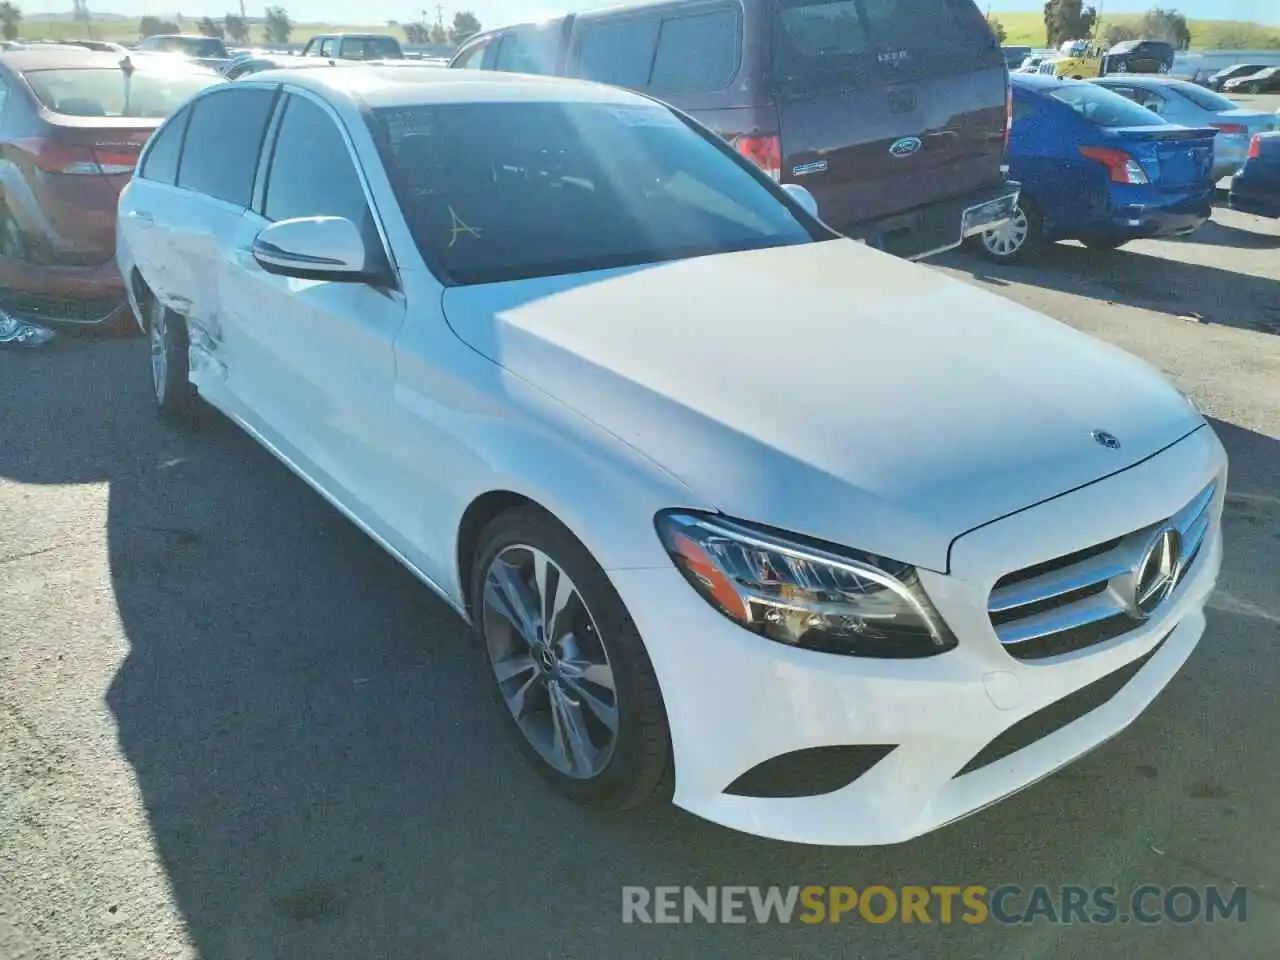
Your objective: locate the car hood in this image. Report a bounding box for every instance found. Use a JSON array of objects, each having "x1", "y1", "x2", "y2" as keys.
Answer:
[{"x1": 441, "y1": 240, "x2": 1201, "y2": 572}]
